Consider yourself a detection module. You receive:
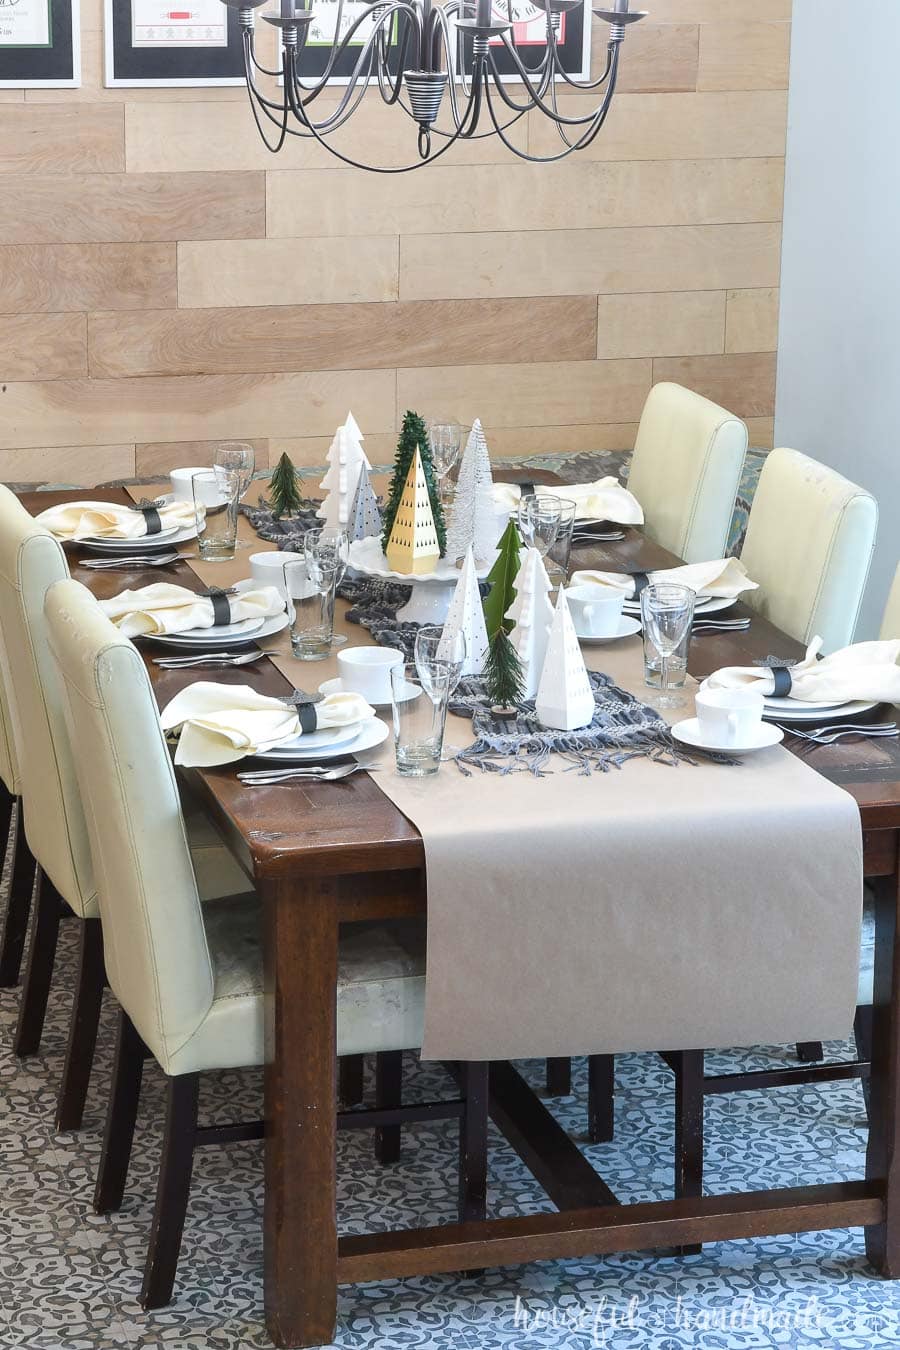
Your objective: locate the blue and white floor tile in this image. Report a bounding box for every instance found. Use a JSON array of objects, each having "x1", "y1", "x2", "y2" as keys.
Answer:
[{"x1": 0, "y1": 822, "x2": 894, "y2": 1350}]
